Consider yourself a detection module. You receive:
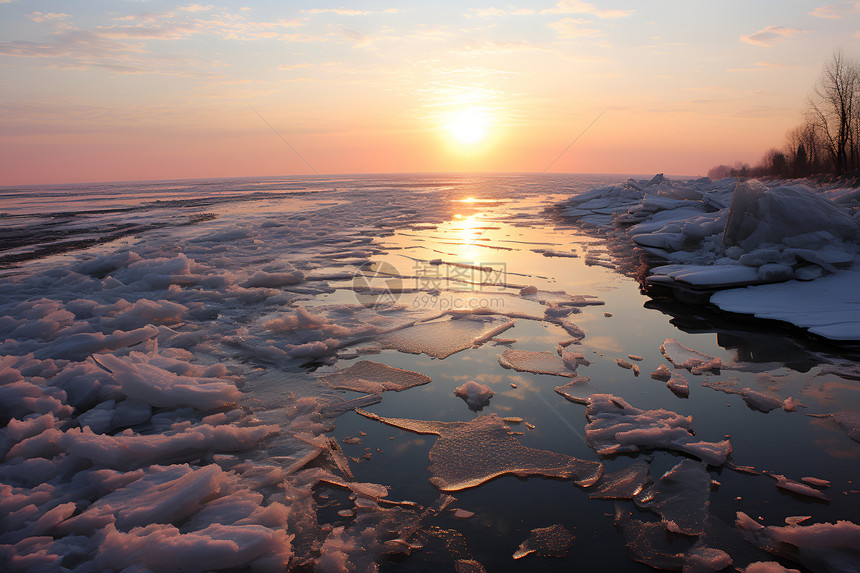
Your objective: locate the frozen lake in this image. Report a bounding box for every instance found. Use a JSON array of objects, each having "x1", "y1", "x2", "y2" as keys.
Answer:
[{"x1": 1, "y1": 174, "x2": 858, "y2": 572}]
